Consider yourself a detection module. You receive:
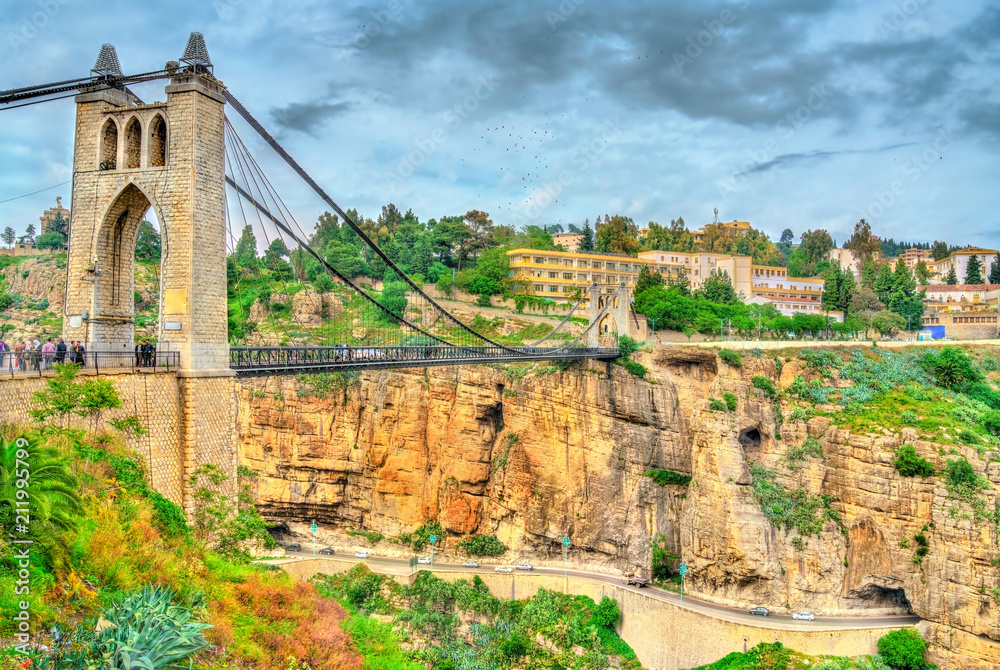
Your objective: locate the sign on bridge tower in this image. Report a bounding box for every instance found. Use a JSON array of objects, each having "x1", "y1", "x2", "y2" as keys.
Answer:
[{"x1": 64, "y1": 34, "x2": 230, "y2": 375}]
